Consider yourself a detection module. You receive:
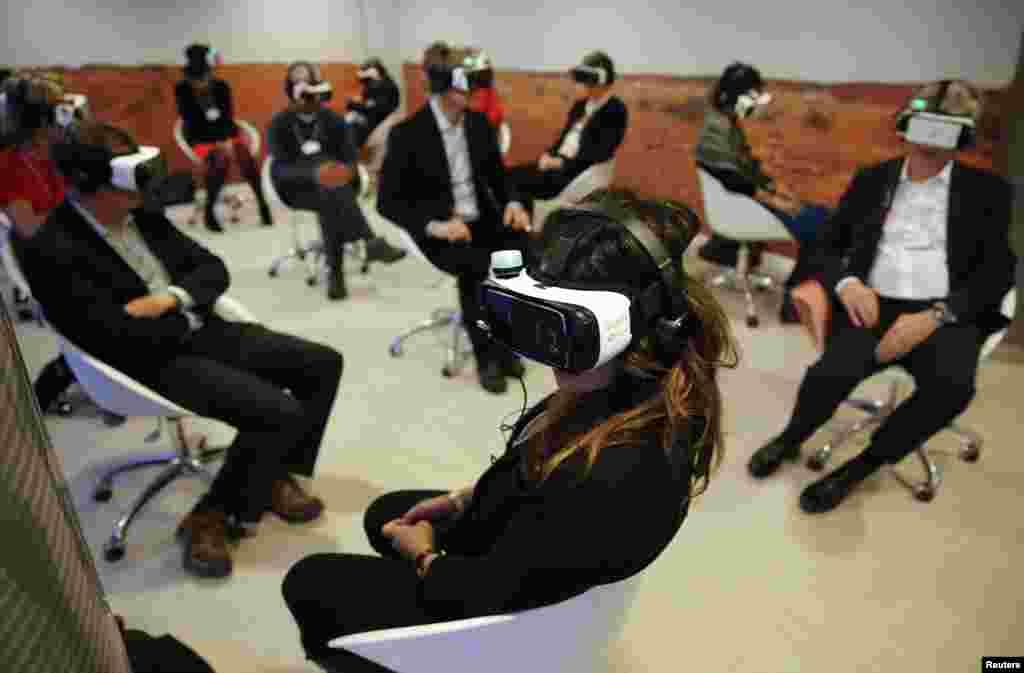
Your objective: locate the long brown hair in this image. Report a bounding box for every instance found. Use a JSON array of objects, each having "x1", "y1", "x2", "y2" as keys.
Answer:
[{"x1": 525, "y1": 190, "x2": 738, "y2": 501}]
